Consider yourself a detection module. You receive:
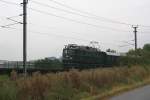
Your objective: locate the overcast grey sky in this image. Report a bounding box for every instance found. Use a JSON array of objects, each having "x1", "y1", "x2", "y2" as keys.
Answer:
[{"x1": 0, "y1": 0, "x2": 150, "y2": 61}]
